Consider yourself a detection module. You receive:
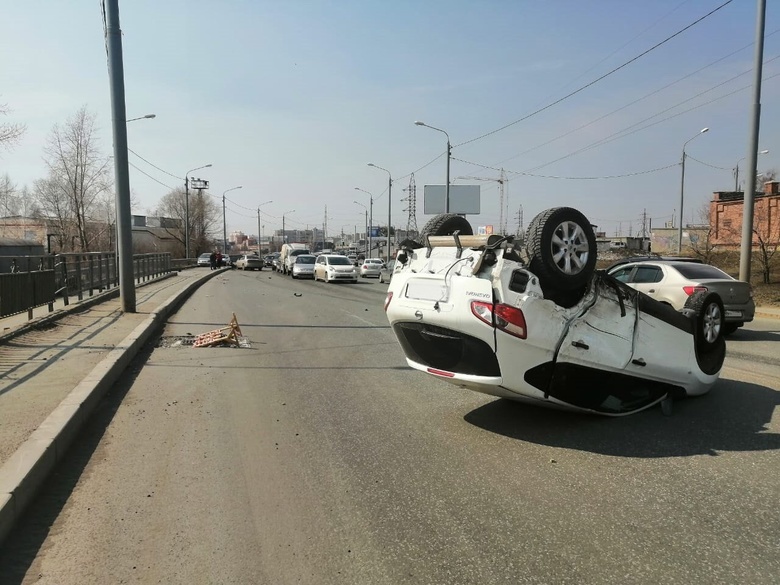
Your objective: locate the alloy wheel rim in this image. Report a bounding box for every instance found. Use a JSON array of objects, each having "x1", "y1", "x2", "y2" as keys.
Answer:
[
  {"x1": 550, "y1": 220, "x2": 590, "y2": 275},
  {"x1": 702, "y1": 302, "x2": 722, "y2": 343}
]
